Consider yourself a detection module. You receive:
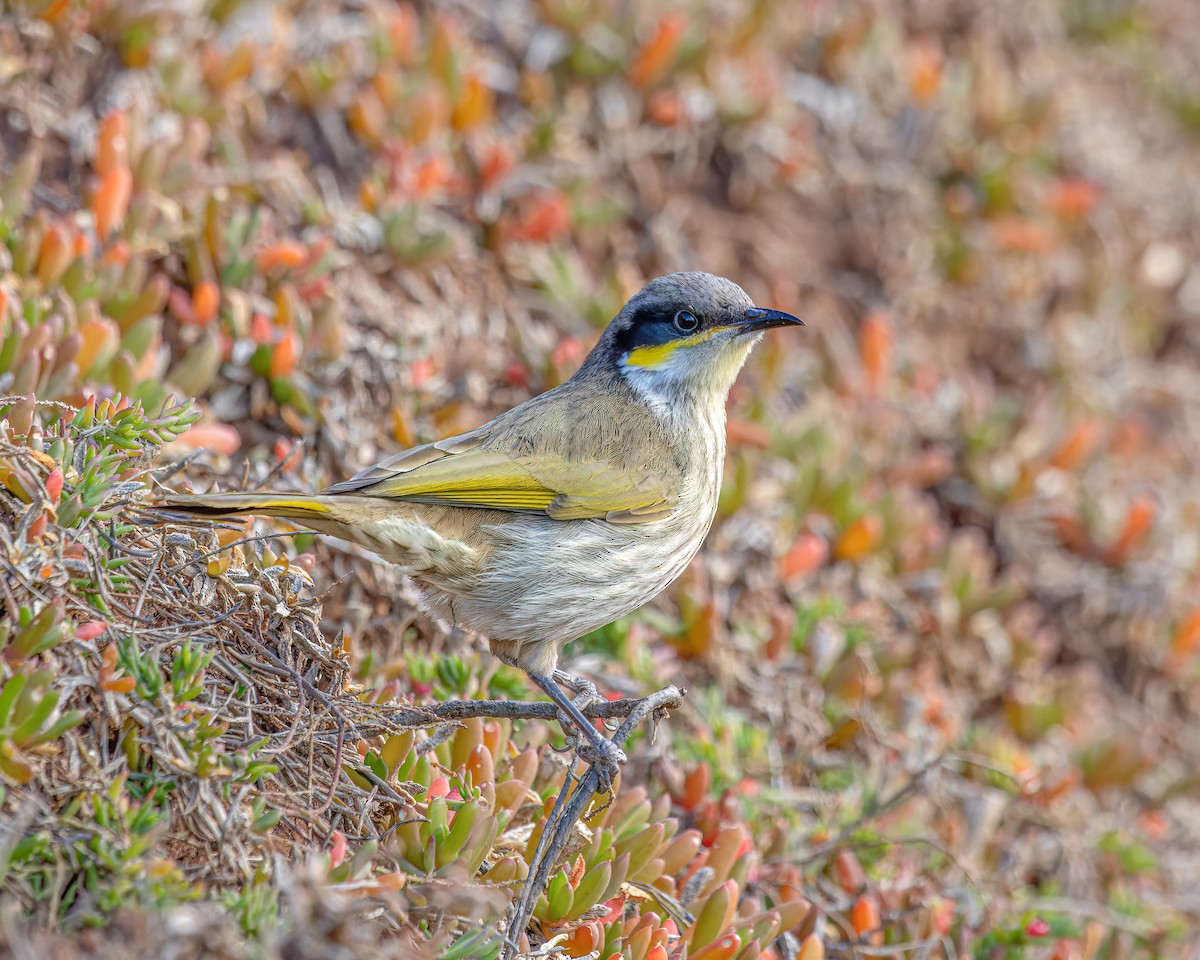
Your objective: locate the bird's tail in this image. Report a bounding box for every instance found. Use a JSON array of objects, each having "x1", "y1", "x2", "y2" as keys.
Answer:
[
  {"x1": 156, "y1": 492, "x2": 339, "y2": 522},
  {"x1": 157, "y1": 491, "x2": 483, "y2": 592}
]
